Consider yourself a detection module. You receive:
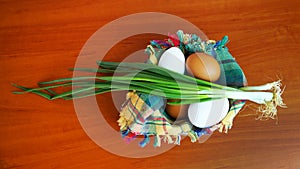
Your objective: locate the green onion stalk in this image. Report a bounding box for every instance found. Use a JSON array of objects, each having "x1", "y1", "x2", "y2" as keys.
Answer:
[{"x1": 13, "y1": 61, "x2": 286, "y2": 119}]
